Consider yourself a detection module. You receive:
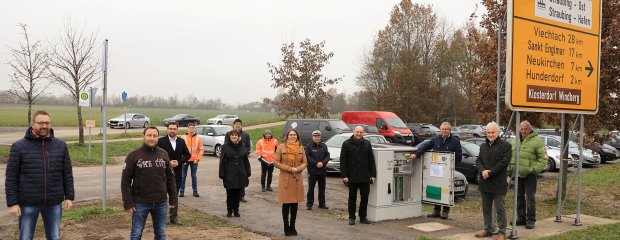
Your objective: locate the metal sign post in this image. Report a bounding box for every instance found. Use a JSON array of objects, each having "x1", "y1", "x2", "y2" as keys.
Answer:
[
  {"x1": 101, "y1": 39, "x2": 109, "y2": 210},
  {"x1": 575, "y1": 114, "x2": 584, "y2": 226},
  {"x1": 509, "y1": 112, "x2": 521, "y2": 239},
  {"x1": 555, "y1": 113, "x2": 566, "y2": 222}
]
